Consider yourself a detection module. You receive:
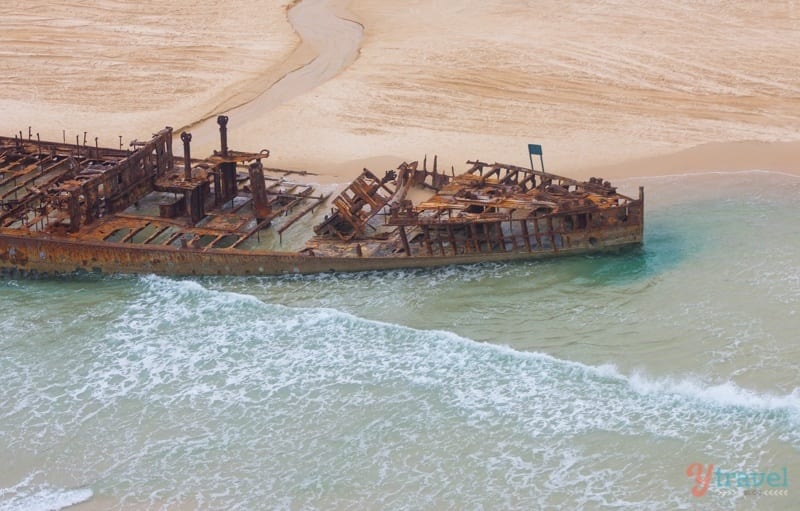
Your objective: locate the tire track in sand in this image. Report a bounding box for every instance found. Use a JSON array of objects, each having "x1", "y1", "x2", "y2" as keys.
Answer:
[{"x1": 183, "y1": 0, "x2": 363, "y2": 151}]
